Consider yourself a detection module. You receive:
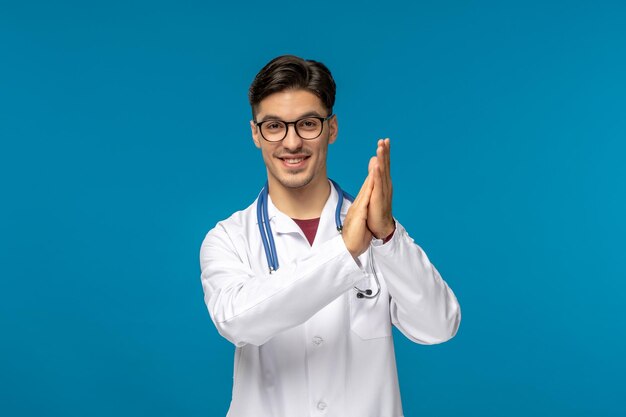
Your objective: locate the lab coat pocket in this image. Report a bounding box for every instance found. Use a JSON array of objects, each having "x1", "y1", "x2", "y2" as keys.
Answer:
[{"x1": 348, "y1": 273, "x2": 392, "y2": 340}]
